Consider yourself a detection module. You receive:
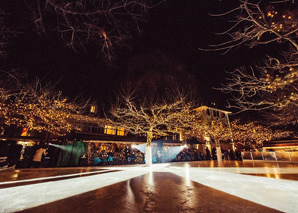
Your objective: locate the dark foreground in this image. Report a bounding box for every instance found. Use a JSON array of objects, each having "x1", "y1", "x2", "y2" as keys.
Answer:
[{"x1": 1, "y1": 161, "x2": 298, "y2": 213}]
